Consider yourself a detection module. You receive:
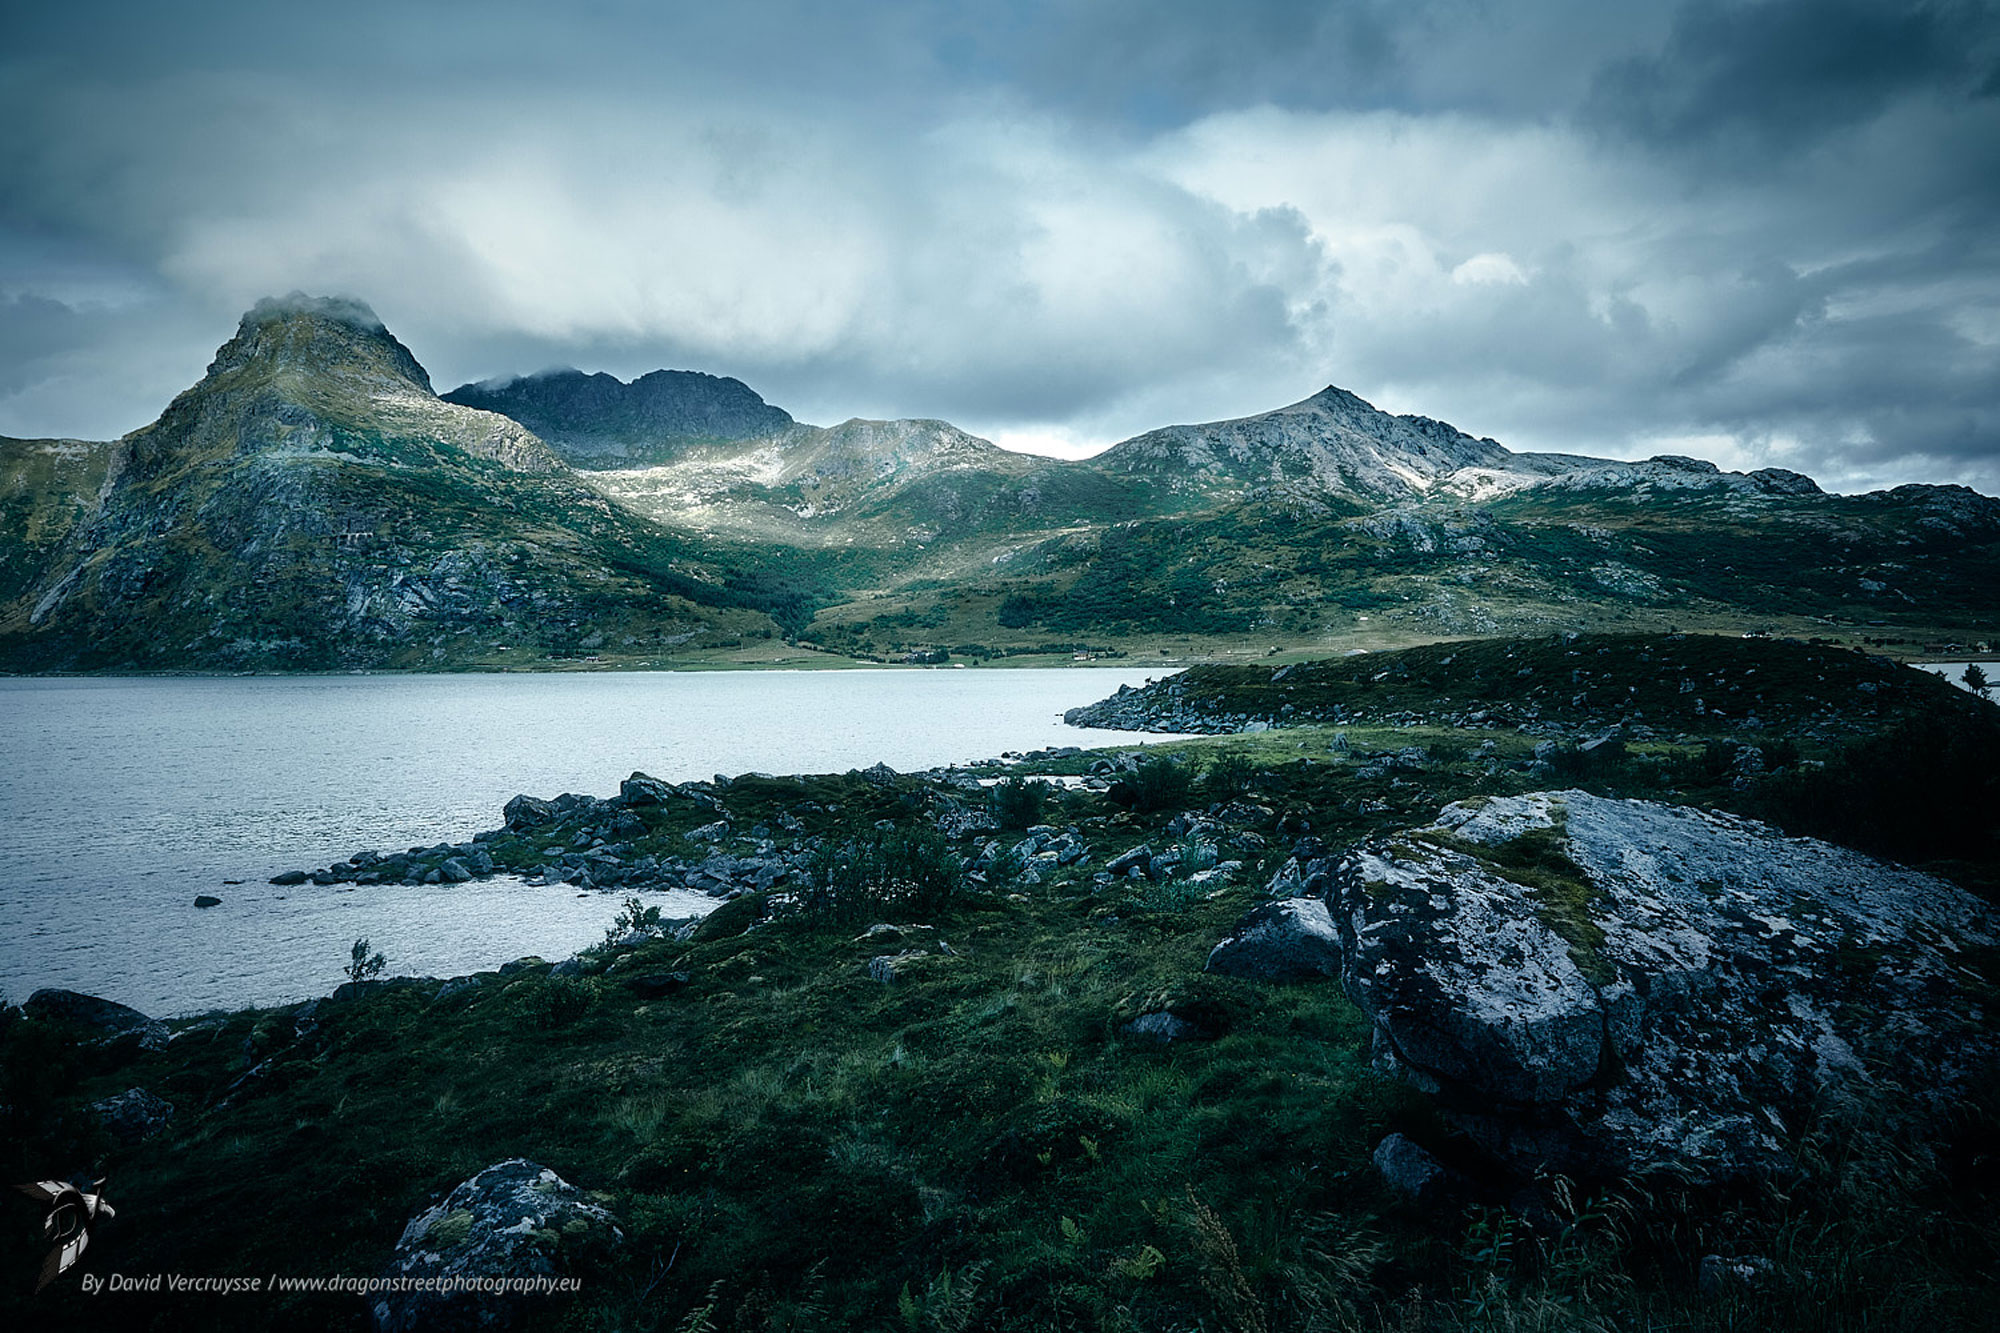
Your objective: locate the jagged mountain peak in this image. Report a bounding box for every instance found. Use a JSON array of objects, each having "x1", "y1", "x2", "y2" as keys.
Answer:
[
  {"x1": 242, "y1": 291, "x2": 388, "y2": 333},
  {"x1": 443, "y1": 365, "x2": 794, "y2": 467}
]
